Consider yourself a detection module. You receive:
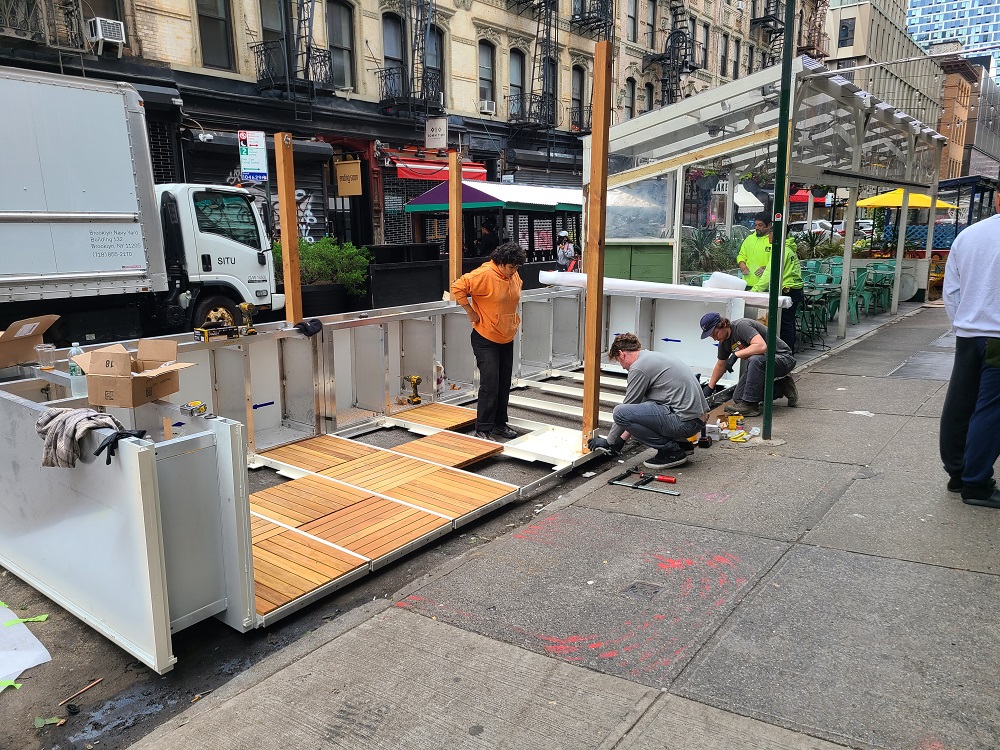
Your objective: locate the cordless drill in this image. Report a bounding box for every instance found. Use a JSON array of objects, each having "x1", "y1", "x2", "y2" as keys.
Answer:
[
  {"x1": 402, "y1": 375, "x2": 422, "y2": 405},
  {"x1": 238, "y1": 302, "x2": 258, "y2": 336}
]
